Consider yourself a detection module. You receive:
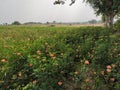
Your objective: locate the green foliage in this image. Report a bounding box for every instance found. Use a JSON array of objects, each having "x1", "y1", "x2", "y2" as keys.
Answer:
[
  {"x1": 0, "y1": 26, "x2": 120, "y2": 90},
  {"x1": 114, "y1": 19, "x2": 120, "y2": 32}
]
